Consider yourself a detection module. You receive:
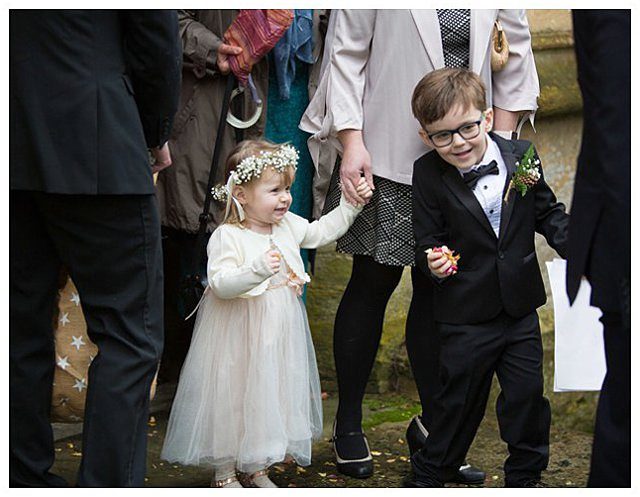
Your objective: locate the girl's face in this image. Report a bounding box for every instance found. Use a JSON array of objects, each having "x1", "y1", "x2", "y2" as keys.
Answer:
[{"x1": 237, "y1": 168, "x2": 293, "y2": 234}]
